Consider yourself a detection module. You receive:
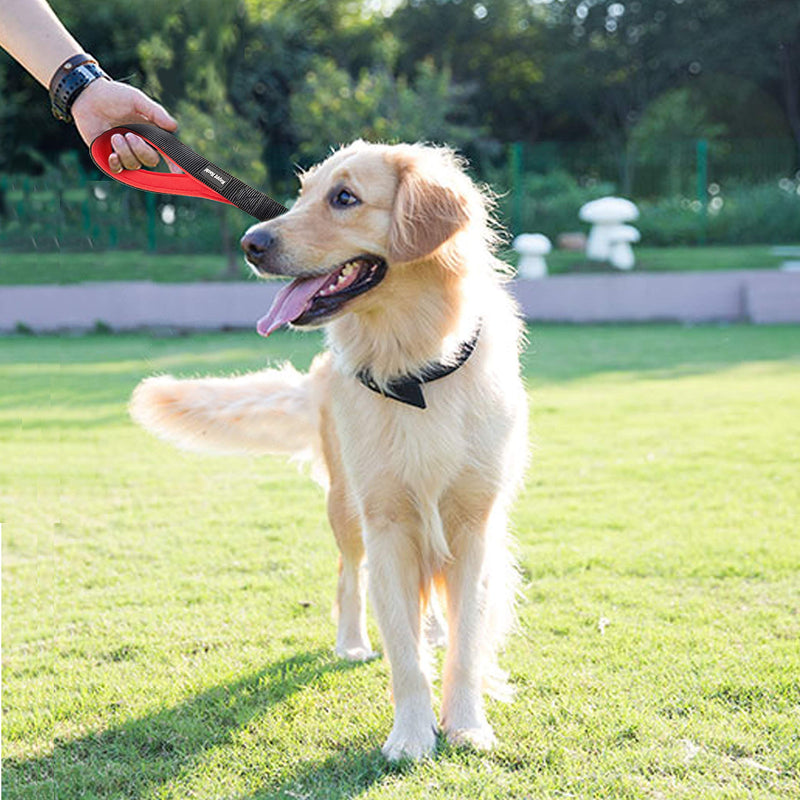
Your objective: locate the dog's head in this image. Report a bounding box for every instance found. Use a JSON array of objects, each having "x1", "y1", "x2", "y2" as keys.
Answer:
[{"x1": 241, "y1": 141, "x2": 490, "y2": 336}]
